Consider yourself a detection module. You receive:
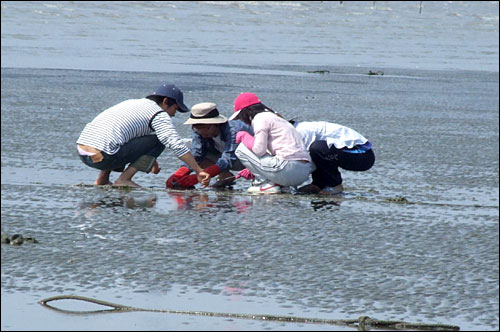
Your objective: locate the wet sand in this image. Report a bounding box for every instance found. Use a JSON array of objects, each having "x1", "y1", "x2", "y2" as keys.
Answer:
[{"x1": 1, "y1": 67, "x2": 499, "y2": 330}]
